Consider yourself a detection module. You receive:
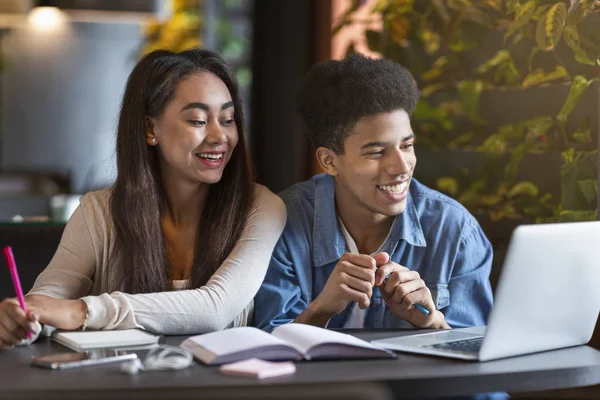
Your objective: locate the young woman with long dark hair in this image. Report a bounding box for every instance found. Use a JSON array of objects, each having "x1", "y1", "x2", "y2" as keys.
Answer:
[{"x1": 0, "y1": 48, "x2": 286, "y2": 347}]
